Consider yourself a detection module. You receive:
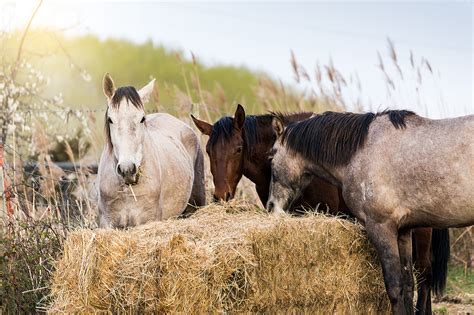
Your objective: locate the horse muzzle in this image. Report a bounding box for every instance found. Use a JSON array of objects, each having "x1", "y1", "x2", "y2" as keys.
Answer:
[
  {"x1": 266, "y1": 198, "x2": 286, "y2": 215},
  {"x1": 117, "y1": 162, "x2": 140, "y2": 185},
  {"x1": 213, "y1": 192, "x2": 233, "y2": 202}
]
